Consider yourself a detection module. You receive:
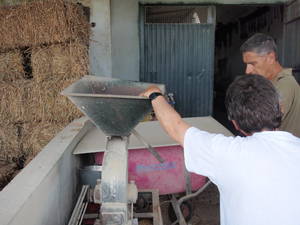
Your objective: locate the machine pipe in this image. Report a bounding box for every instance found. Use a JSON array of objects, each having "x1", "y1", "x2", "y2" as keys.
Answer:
[{"x1": 101, "y1": 136, "x2": 129, "y2": 225}]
